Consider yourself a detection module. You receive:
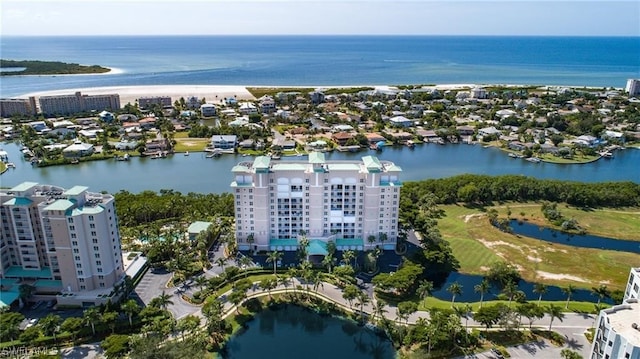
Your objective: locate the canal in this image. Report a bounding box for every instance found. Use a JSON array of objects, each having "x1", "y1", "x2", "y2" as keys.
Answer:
[{"x1": 1, "y1": 142, "x2": 638, "y2": 194}]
